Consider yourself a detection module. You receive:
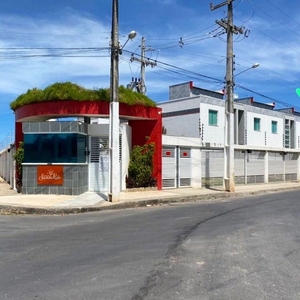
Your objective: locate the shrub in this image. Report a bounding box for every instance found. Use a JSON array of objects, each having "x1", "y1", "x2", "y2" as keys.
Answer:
[
  {"x1": 13, "y1": 142, "x2": 24, "y2": 192},
  {"x1": 126, "y1": 141, "x2": 156, "y2": 188},
  {"x1": 10, "y1": 82, "x2": 156, "y2": 111}
]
